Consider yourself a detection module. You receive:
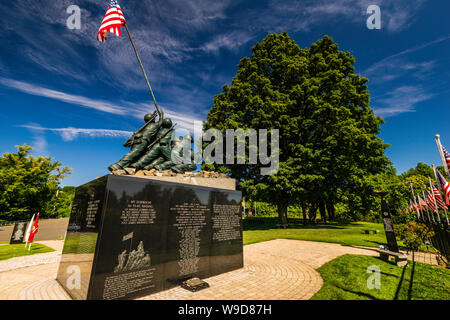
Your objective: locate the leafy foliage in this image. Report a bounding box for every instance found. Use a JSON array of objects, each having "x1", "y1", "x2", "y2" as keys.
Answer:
[
  {"x1": 53, "y1": 186, "x2": 76, "y2": 217},
  {"x1": 0, "y1": 144, "x2": 72, "y2": 221},
  {"x1": 203, "y1": 32, "x2": 389, "y2": 223},
  {"x1": 400, "y1": 162, "x2": 435, "y2": 180},
  {"x1": 395, "y1": 221, "x2": 435, "y2": 251}
]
